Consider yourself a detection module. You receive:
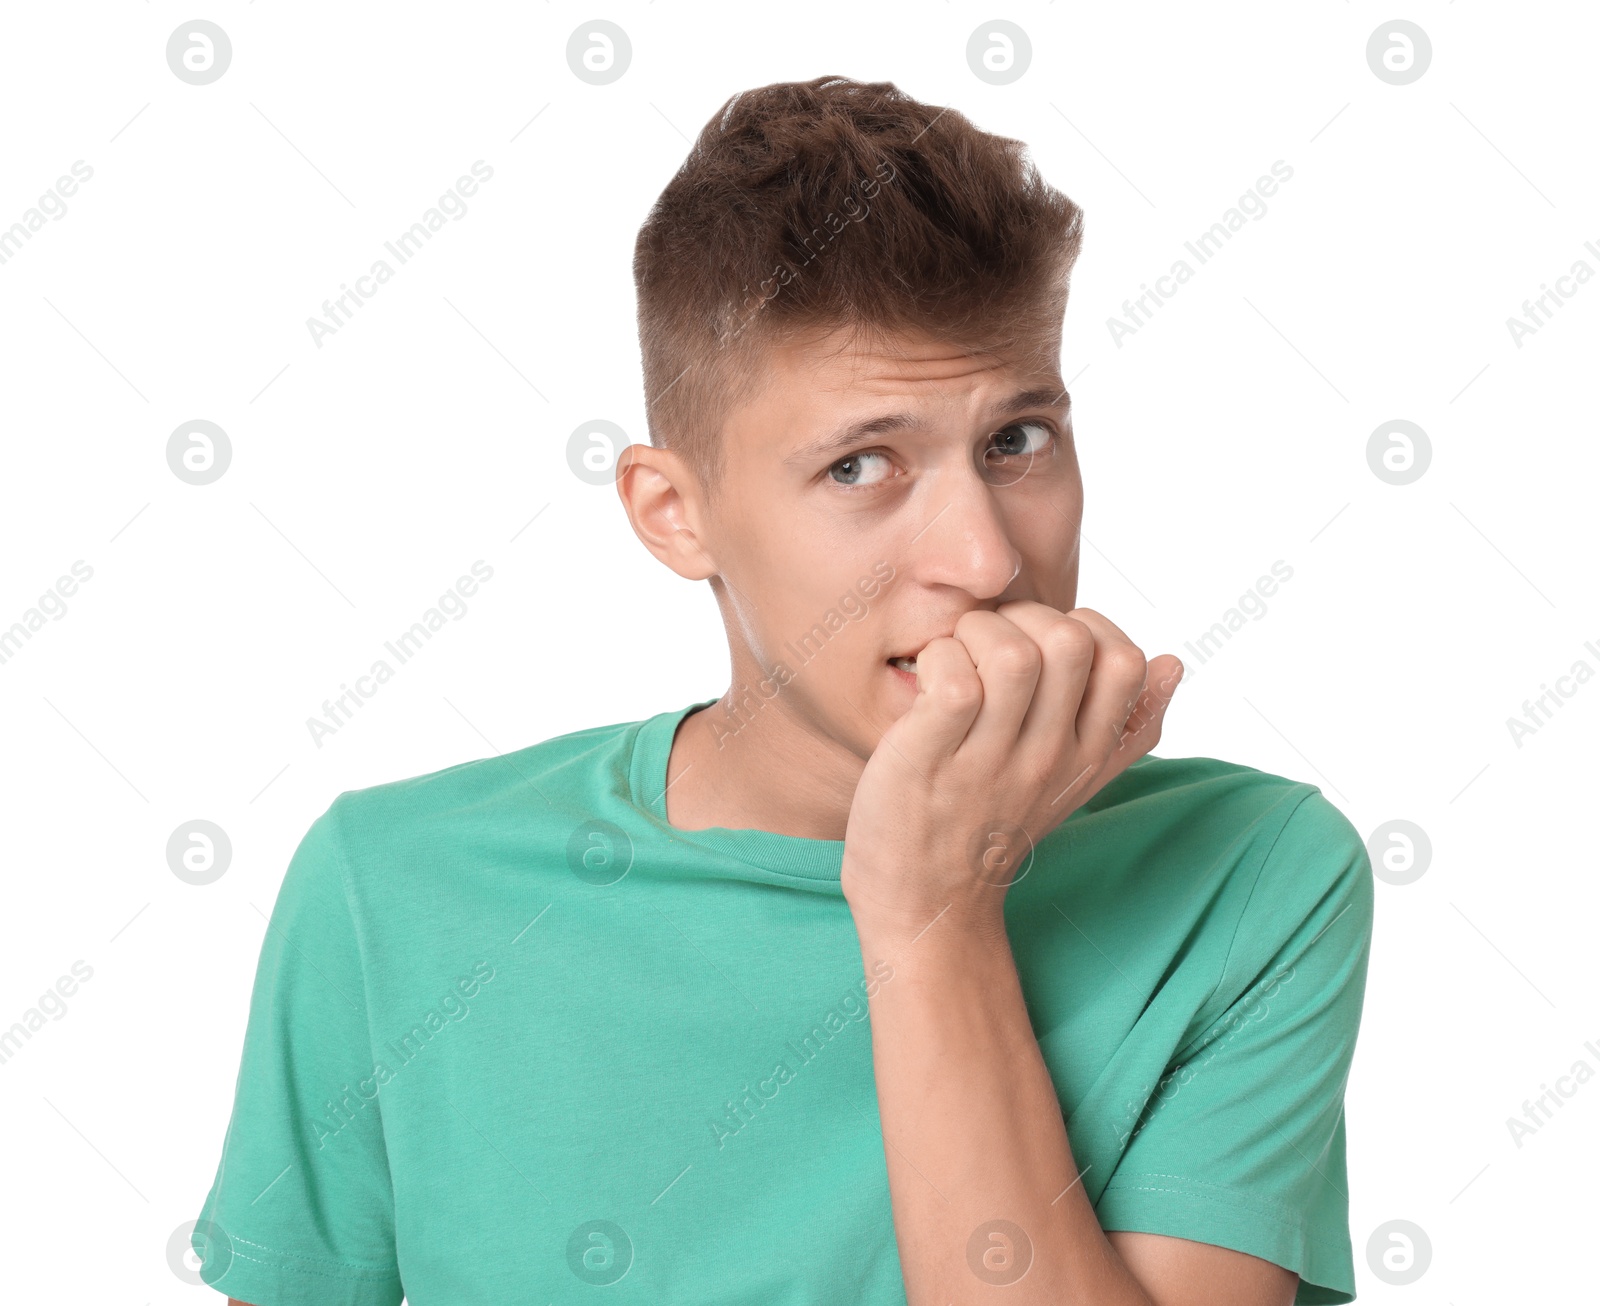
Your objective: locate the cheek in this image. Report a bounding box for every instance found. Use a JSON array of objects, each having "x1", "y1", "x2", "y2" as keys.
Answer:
[
  {"x1": 748, "y1": 564, "x2": 885, "y2": 673},
  {"x1": 1008, "y1": 492, "x2": 1076, "y2": 554},
  {"x1": 1005, "y1": 487, "x2": 1081, "y2": 601}
]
